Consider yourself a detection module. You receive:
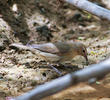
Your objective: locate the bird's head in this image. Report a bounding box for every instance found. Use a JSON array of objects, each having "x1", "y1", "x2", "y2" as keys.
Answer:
[{"x1": 74, "y1": 42, "x2": 88, "y2": 64}]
